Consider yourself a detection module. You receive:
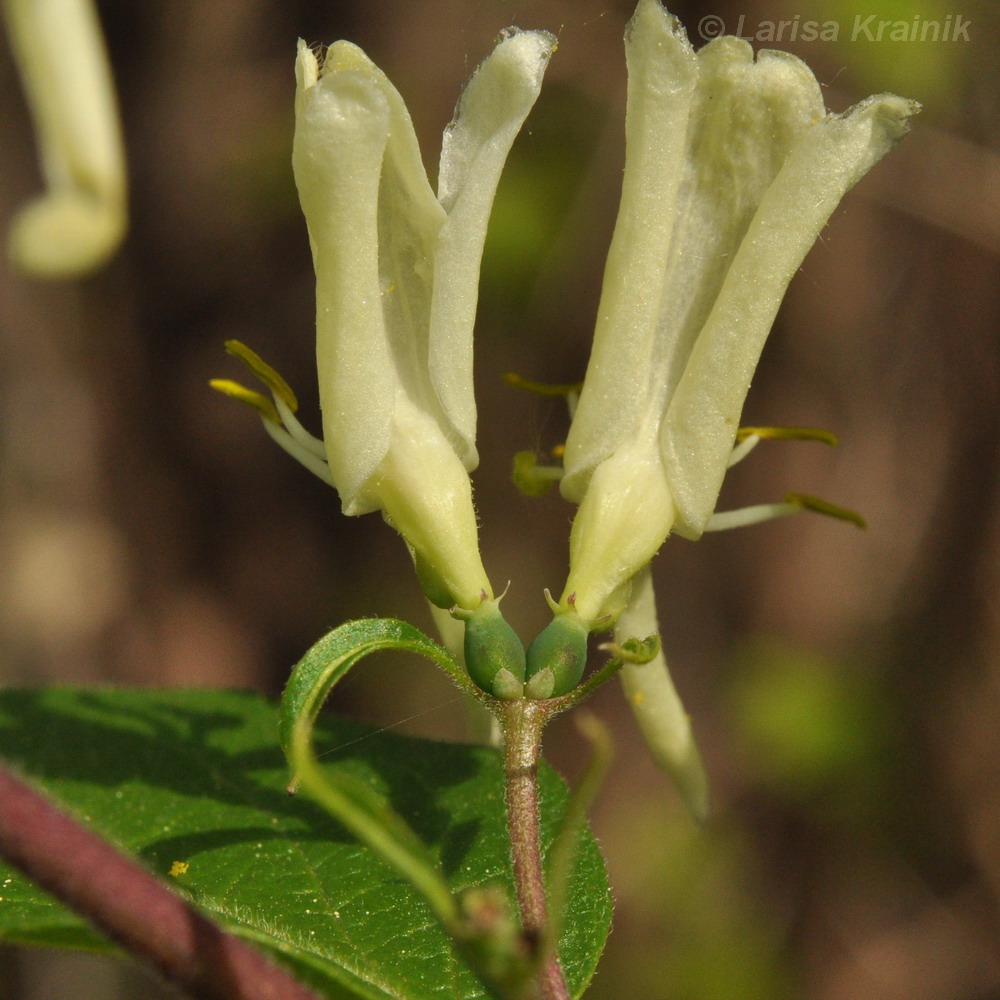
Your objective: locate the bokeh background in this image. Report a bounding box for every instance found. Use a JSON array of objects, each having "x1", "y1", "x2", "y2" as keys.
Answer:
[{"x1": 2, "y1": 0, "x2": 999, "y2": 996}]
